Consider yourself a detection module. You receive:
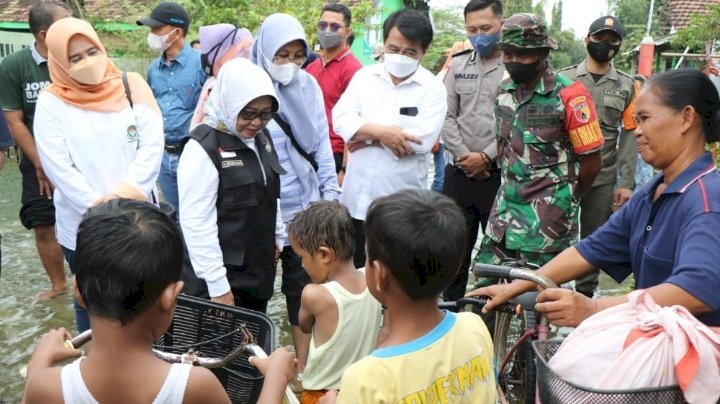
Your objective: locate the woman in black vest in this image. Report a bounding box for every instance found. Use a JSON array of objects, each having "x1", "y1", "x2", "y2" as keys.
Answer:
[{"x1": 178, "y1": 58, "x2": 285, "y2": 312}]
